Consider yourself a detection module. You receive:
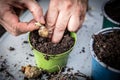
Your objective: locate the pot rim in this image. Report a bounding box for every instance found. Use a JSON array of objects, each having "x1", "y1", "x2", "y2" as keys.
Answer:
[
  {"x1": 90, "y1": 27, "x2": 120, "y2": 73},
  {"x1": 102, "y1": 0, "x2": 120, "y2": 25}
]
